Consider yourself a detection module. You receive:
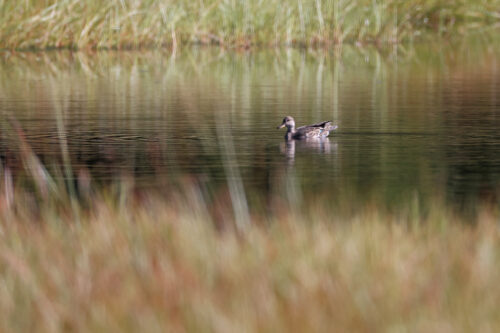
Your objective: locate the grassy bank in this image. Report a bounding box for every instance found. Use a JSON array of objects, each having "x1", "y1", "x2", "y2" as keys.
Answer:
[
  {"x1": 0, "y1": 179, "x2": 500, "y2": 331},
  {"x1": 1, "y1": 0, "x2": 499, "y2": 50}
]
